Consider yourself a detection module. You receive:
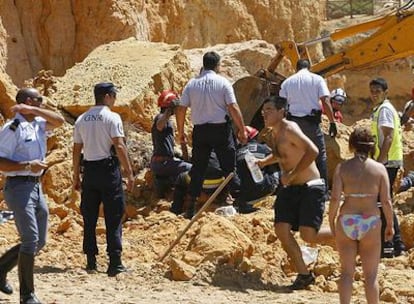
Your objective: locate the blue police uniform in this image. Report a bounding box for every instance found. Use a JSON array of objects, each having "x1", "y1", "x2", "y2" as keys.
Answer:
[
  {"x1": 73, "y1": 82, "x2": 129, "y2": 275},
  {"x1": 0, "y1": 113, "x2": 49, "y2": 255},
  {"x1": 0, "y1": 113, "x2": 49, "y2": 302},
  {"x1": 180, "y1": 70, "x2": 241, "y2": 216}
]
